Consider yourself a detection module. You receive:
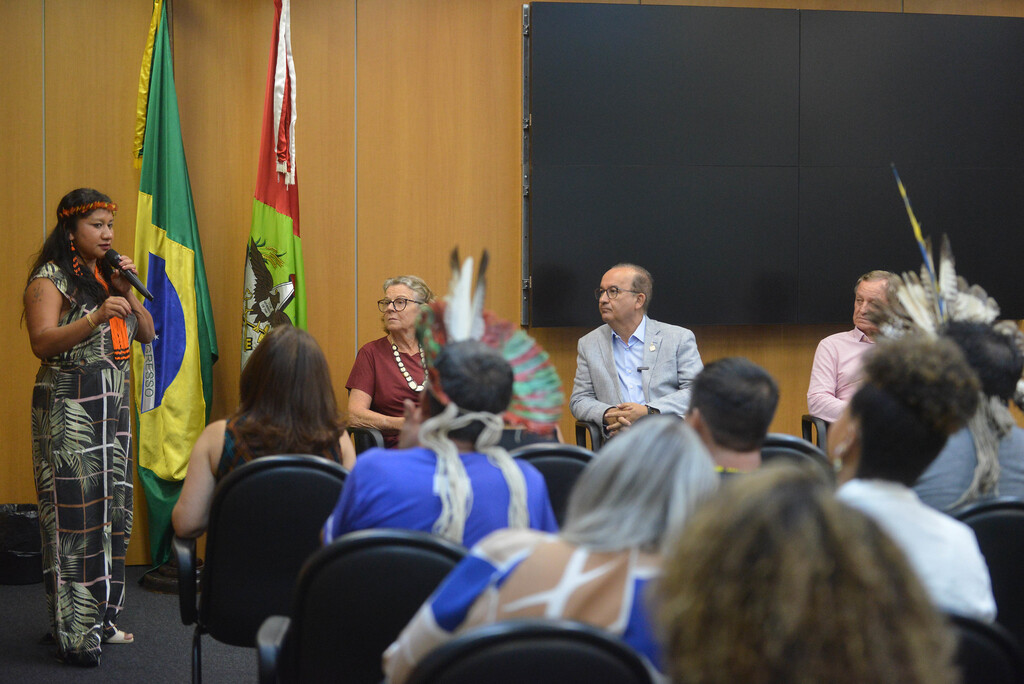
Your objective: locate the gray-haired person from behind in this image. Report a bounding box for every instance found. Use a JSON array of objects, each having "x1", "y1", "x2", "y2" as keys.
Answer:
[
  {"x1": 383, "y1": 415, "x2": 719, "y2": 683},
  {"x1": 563, "y1": 415, "x2": 719, "y2": 554}
]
